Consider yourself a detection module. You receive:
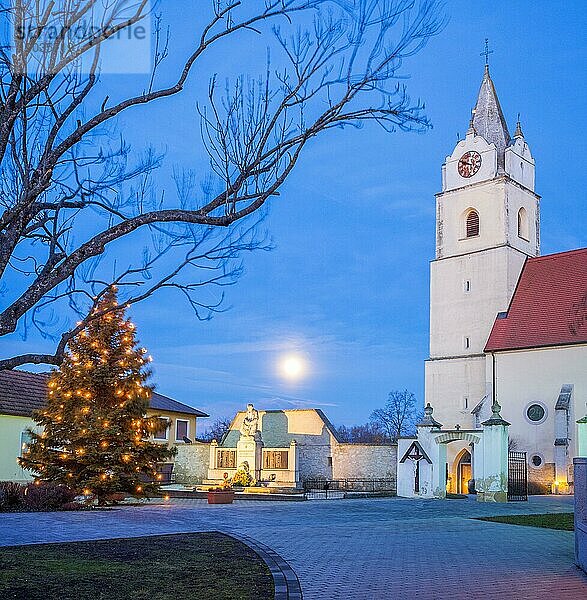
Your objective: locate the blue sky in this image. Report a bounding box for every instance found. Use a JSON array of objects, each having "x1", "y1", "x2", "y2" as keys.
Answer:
[{"x1": 2, "y1": 1, "x2": 586, "y2": 433}]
